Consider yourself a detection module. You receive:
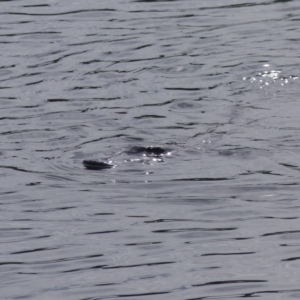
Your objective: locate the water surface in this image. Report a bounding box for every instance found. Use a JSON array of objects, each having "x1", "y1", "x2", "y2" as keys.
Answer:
[{"x1": 1, "y1": 0, "x2": 300, "y2": 299}]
